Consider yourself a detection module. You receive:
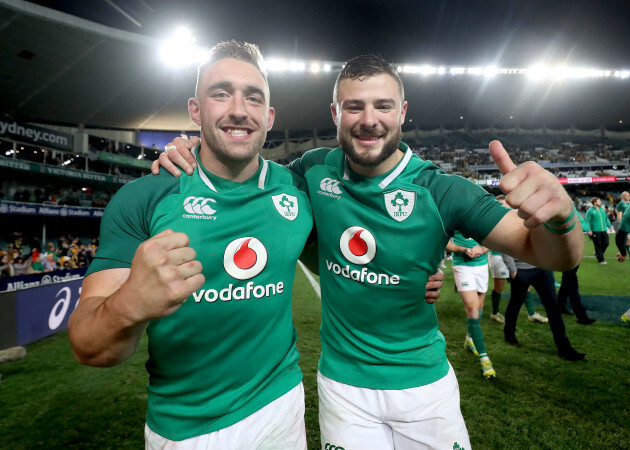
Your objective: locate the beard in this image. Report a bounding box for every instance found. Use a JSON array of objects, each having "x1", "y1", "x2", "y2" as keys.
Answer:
[{"x1": 338, "y1": 125, "x2": 402, "y2": 167}]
